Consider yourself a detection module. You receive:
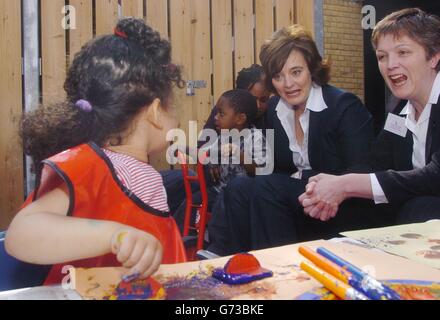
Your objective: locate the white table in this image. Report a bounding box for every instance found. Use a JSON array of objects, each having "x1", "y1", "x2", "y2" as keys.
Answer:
[{"x1": 0, "y1": 285, "x2": 82, "y2": 300}]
